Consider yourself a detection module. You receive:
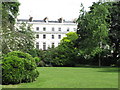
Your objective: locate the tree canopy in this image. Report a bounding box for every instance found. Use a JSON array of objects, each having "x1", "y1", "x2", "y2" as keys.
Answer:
[
  {"x1": 2, "y1": 2, "x2": 35, "y2": 54},
  {"x1": 77, "y1": 2, "x2": 111, "y2": 59}
]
